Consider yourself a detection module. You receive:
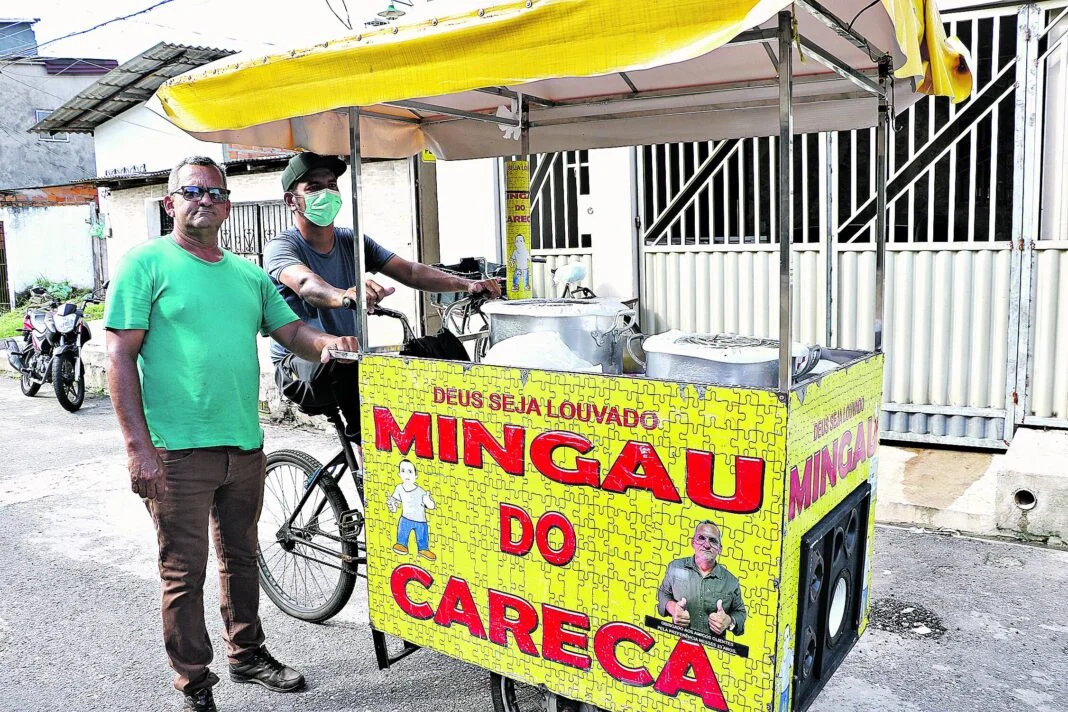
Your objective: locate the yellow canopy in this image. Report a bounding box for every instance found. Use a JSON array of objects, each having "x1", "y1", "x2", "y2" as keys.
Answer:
[{"x1": 155, "y1": 0, "x2": 971, "y2": 159}]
